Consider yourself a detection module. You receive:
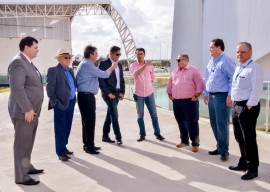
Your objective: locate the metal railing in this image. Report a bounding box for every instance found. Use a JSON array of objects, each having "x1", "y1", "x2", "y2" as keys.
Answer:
[{"x1": 1, "y1": 73, "x2": 269, "y2": 133}]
